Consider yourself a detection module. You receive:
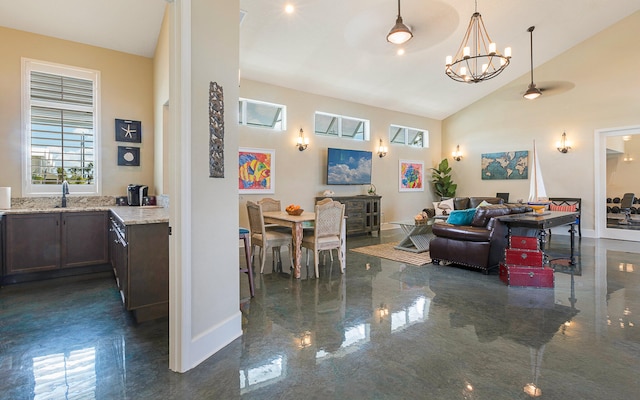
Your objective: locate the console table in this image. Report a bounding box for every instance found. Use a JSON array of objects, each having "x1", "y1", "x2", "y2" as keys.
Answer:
[
  {"x1": 498, "y1": 211, "x2": 579, "y2": 265},
  {"x1": 315, "y1": 195, "x2": 381, "y2": 237}
]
